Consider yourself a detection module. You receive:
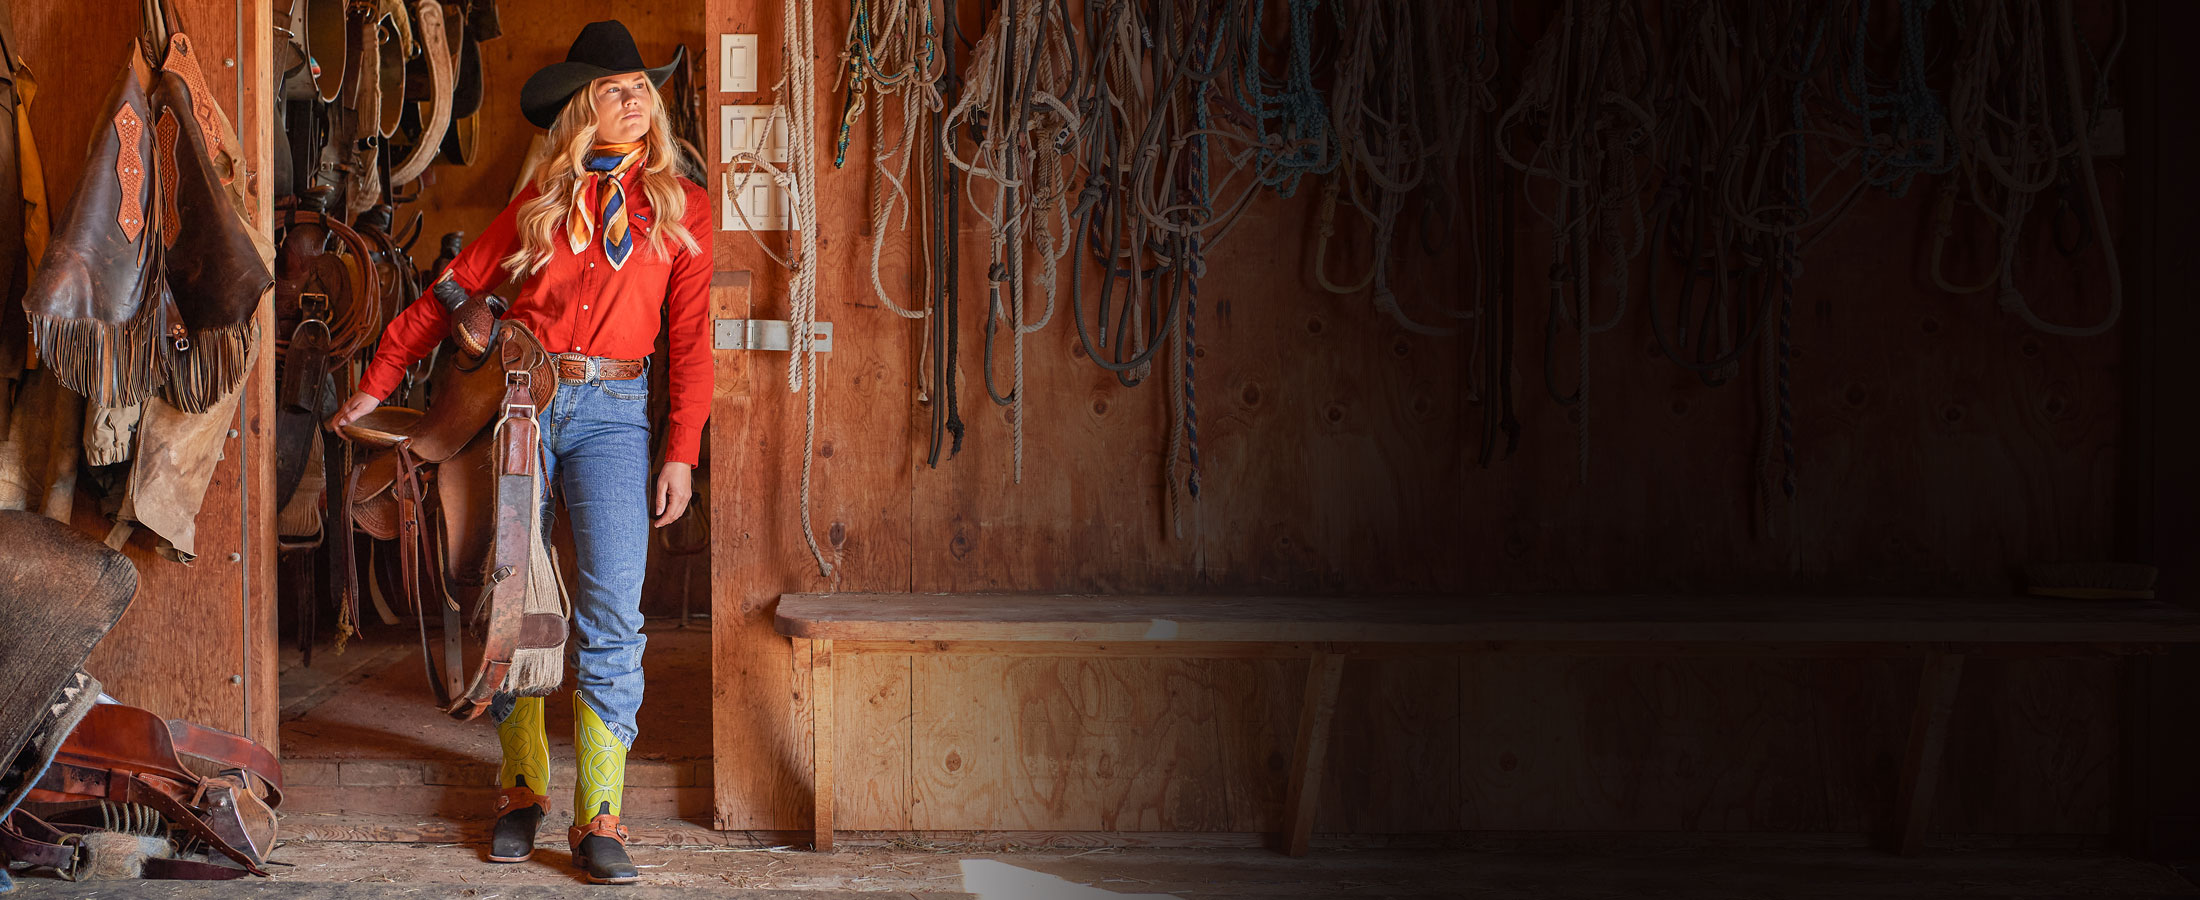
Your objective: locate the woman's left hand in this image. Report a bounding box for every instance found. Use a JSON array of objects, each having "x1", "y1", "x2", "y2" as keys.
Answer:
[{"x1": 652, "y1": 461, "x2": 694, "y2": 527}]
